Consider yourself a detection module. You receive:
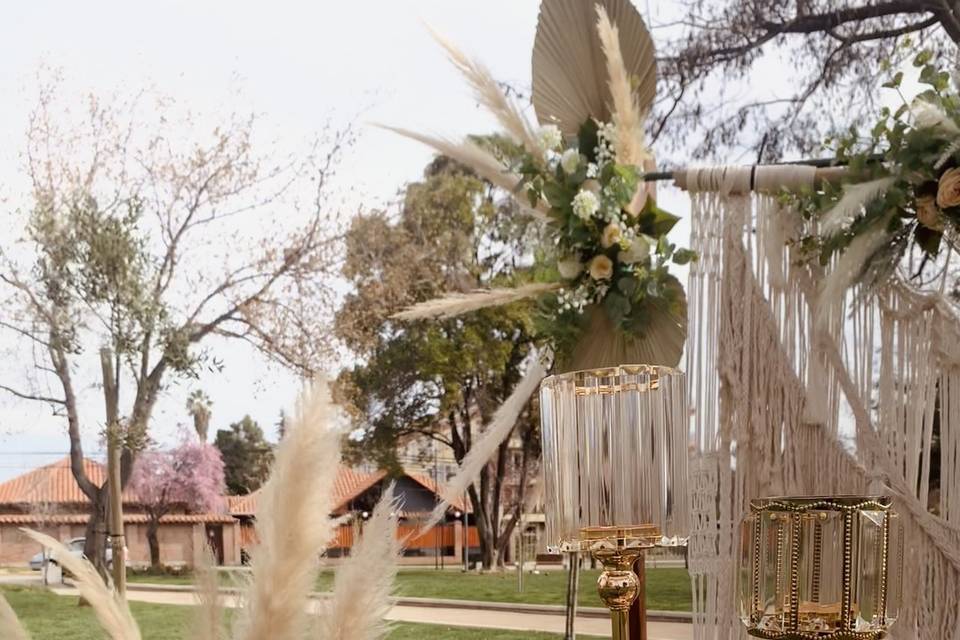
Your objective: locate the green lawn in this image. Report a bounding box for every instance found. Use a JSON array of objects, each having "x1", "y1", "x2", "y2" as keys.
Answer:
[
  {"x1": 127, "y1": 566, "x2": 692, "y2": 611},
  {"x1": 1, "y1": 586, "x2": 559, "y2": 639}
]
